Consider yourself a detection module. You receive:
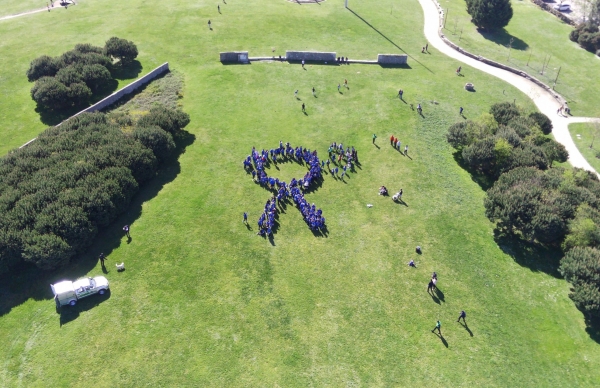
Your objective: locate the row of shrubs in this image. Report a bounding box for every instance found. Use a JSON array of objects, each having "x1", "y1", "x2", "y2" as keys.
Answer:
[
  {"x1": 0, "y1": 106, "x2": 189, "y2": 274},
  {"x1": 569, "y1": 23, "x2": 600, "y2": 56},
  {"x1": 27, "y1": 37, "x2": 138, "y2": 111},
  {"x1": 447, "y1": 102, "x2": 600, "y2": 320}
]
